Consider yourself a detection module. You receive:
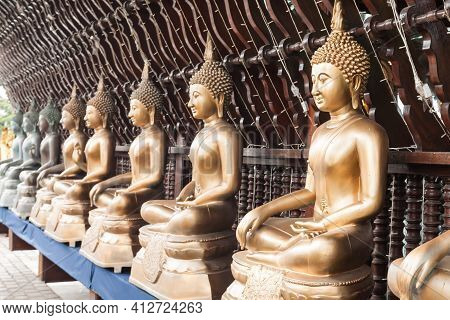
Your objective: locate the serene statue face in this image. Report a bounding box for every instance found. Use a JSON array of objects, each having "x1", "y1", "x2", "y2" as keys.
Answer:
[
  {"x1": 84, "y1": 105, "x2": 103, "y2": 129},
  {"x1": 188, "y1": 84, "x2": 219, "y2": 120},
  {"x1": 128, "y1": 99, "x2": 151, "y2": 127},
  {"x1": 60, "y1": 110, "x2": 76, "y2": 131},
  {"x1": 22, "y1": 117, "x2": 35, "y2": 133},
  {"x1": 38, "y1": 115, "x2": 49, "y2": 134},
  {"x1": 311, "y1": 62, "x2": 353, "y2": 113}
]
